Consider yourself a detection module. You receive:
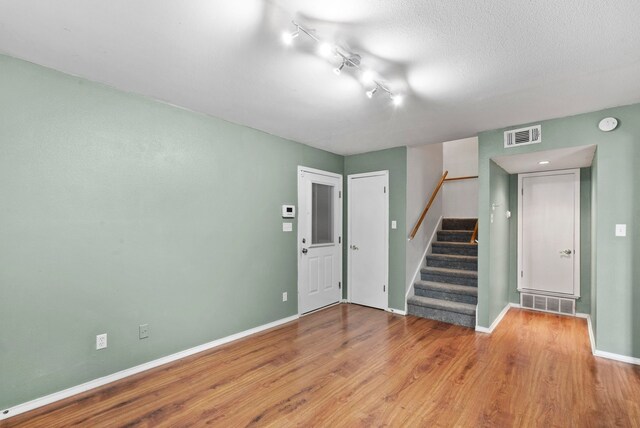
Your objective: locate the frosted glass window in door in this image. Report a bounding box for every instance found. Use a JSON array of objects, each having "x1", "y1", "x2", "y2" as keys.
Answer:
[{"x1": 312, "y1": 183, "x2": 334, "y2": 244}]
